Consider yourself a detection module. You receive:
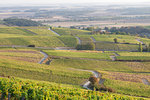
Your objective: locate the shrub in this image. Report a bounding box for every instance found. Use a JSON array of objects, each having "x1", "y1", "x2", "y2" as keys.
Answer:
[
  {"x1": 76, "y1": 43, "x2": 95, "y2": 50},
  {"x1": 89, "y1": 76, "x2": 99, "y2": 85}
]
